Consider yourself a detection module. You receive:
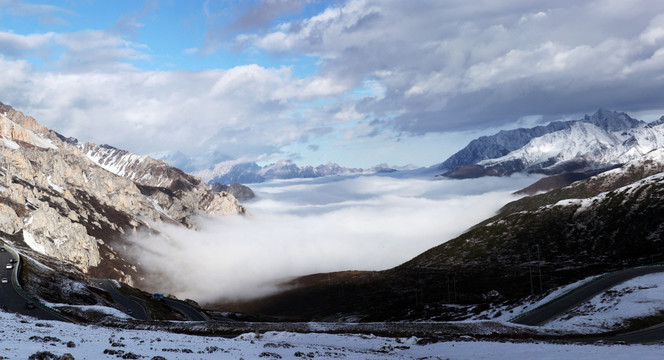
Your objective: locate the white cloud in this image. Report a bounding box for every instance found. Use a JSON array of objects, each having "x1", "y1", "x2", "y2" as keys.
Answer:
[
  {"x1": 5, "y1": 1, "x2": 664, "y2": 169},
  {"x1": 0, "y1": 56, "x2": 361, "y2": 163},
  {"x1": 125, "y1": 173, "x2": 539, "y2": 303},
  {"x1": 239, "y1": 0, "x2": 664, "y2": 136},
  {"x1": 0, "y1": 31, "x2": 54, "y2": 52},
  {"x1": 640, "y1": 14, "x2": 664, "y2": 45}
]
